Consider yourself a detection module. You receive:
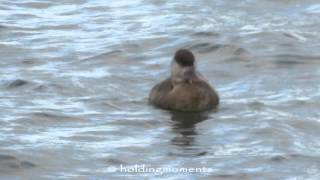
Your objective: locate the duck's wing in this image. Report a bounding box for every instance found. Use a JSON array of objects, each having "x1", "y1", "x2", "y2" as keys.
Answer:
[
  {"x1": 149, "y1": 78, "x2": 172, "y2": 106},
  {"x1": 195, "y1": 81, "x2": 219, "y2": 108}
]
